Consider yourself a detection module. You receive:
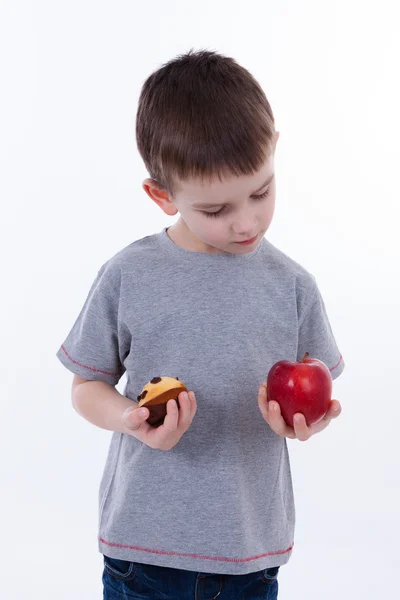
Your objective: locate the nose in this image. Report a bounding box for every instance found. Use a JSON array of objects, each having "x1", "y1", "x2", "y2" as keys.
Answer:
[{"x1": 232, "y1": 215, "x2": 257, "y2": 237}]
